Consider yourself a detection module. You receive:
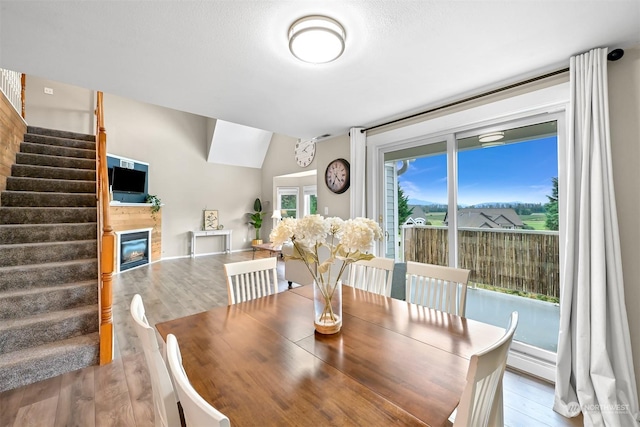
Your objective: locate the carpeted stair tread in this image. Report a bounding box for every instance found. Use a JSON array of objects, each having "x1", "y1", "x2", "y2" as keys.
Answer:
[
  {"x1": 0, "y1": 206, "x2": 97, "y2": 224},
  {"x1": 0, "y1": 239, "x2": 97, "y2": 267},
  {"x1": 0, "y1": 223, "x2": 97, "y2": 244},
  {"x1": 0, "y1": 281, "x2": 98, "y2": 320},
  {"x1": 11, "y1": 164, "x2": 96, "y2": 181},
  {"x1": 0, "y1": 259, "x2": 98, "y2": 292},
  {"x1": 0, "y1": 125, "x2": 101, "y2": 392},
  {"x1": 20, "y1": 142, "x2": 96, "y2": 160},
  {"x1": 1, "y1": 191, "x2": 96, "y2": 207},
  {"x1": 6, "y1": 176, "x2": 96, "y2": 193},
  {"x1": 27, "y1": 126, "x2": 96, "y2": 142},
  {"x1": 0, "y1": 332, "x2": 99, "y2": 392},
  {"x1": 24, "y1": 133, "x2": 96, "y2": 151},
  {"x1": 16, "y1": 152, "x2": 96, "y2": 170},
  {"x1": 0, "y1": 305, "x2": 98, "y2": 354}
]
